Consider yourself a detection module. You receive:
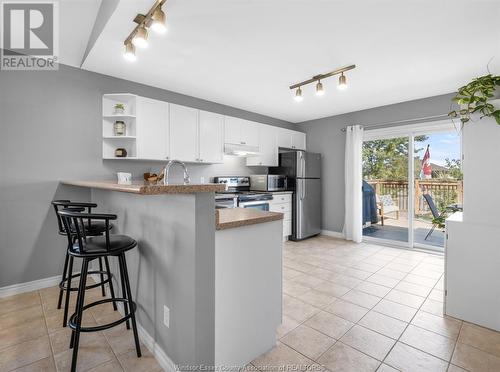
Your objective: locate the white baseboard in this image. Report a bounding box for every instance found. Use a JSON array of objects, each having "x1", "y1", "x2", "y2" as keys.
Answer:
[
  {"x1": 136, "y1": 322, "x2": 177, "y2": 372},
  {"x1": 321, "y1": 230, "x2": 345, "y2": 239},
  {"x1": 0, "y1": 275, "x2": 61, "y2": 299}
]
